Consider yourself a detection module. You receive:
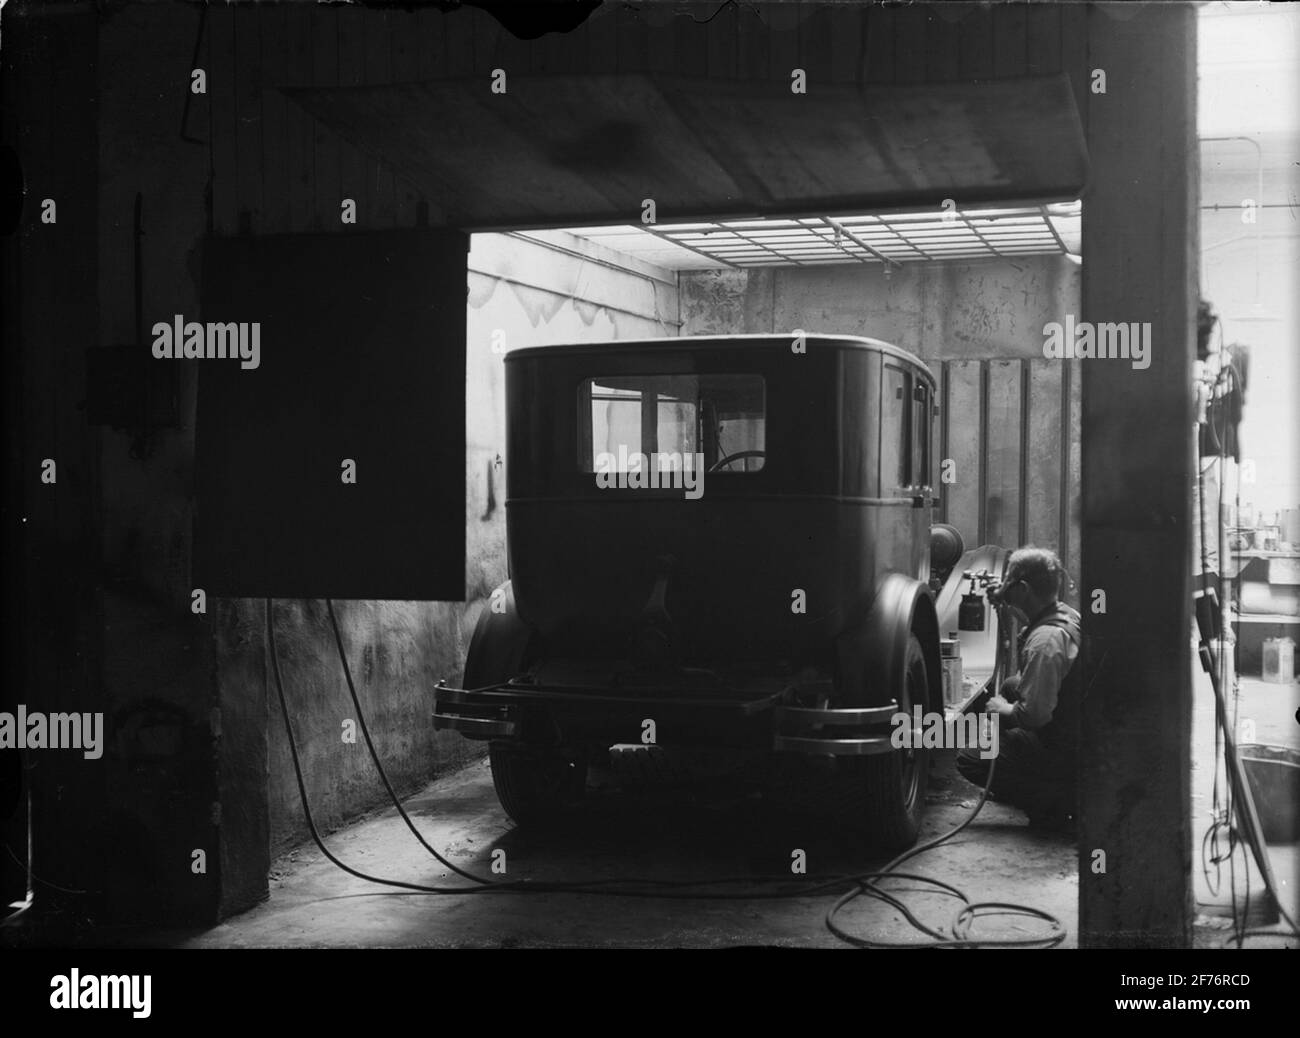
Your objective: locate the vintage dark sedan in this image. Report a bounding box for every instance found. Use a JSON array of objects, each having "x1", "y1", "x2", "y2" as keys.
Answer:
[{"x1": 435, "y1": 333, "x2": 942, "y2": 850}]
